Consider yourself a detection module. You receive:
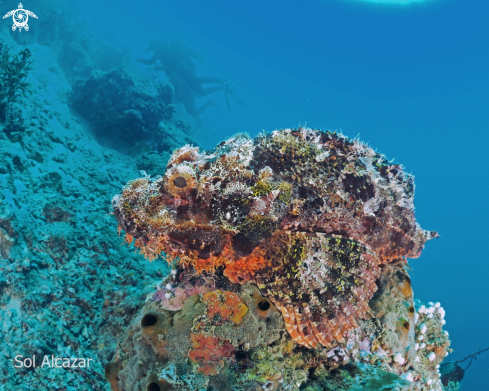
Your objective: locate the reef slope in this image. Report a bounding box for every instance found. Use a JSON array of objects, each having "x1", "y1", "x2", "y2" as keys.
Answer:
[{"x1": 0, "y1": 26, "x2": 194, "y2": 389}]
